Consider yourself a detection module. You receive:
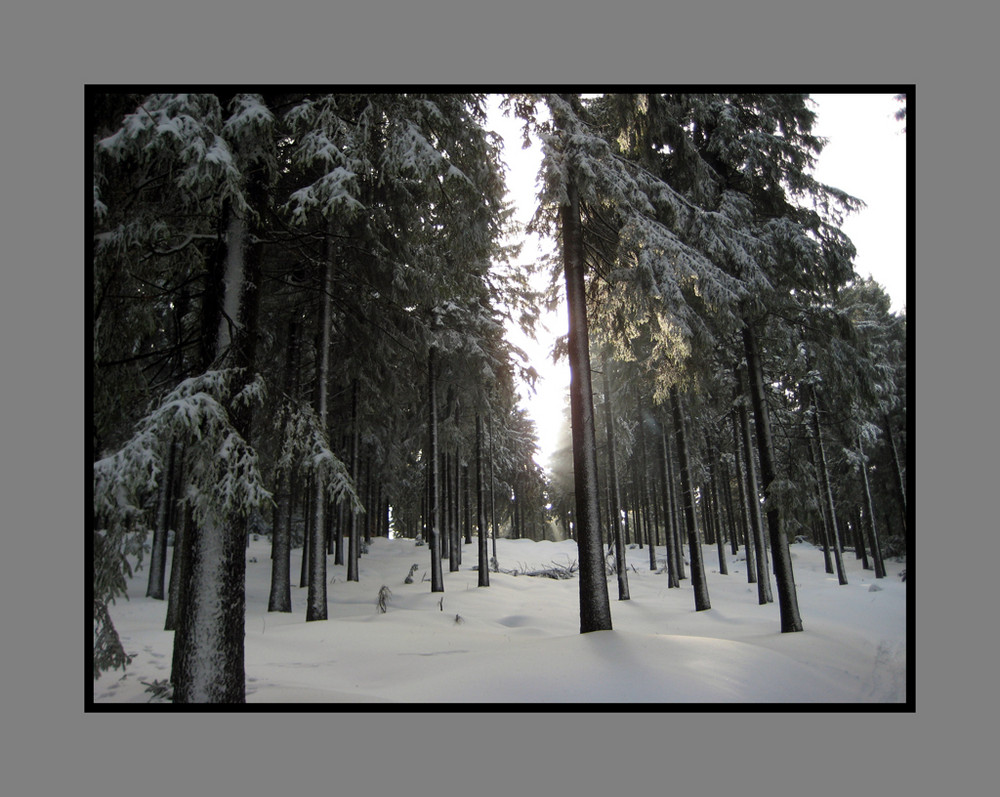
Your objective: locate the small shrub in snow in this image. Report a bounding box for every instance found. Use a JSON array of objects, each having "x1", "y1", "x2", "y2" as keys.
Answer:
[
  {"x1": 404, "y1": 564, "x2": 419, "y2": 584},
  {"x1": 141, "y1": 679, "x2": 173, "y2": 702},
  {"x1": 376, "y1": 585, "x2": 392, "y2": 613}
]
